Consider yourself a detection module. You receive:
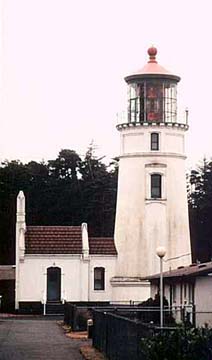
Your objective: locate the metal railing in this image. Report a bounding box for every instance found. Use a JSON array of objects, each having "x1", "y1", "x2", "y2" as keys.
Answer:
[
  {"x1": 116, "y1": 109, "x2": 188, "y2": 127},
  {"x1": 92, "y1": 305, "x2": 196, "y2": 360},
  {"x1": 93, "y1": 310, "x2": 151, "y2": 360}
]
